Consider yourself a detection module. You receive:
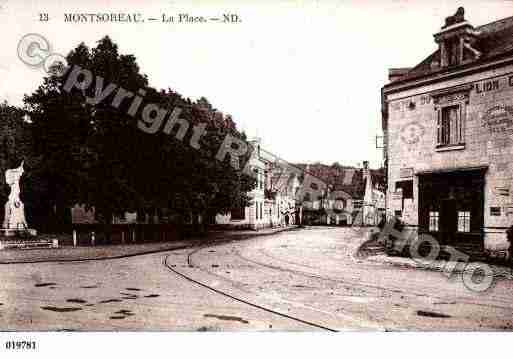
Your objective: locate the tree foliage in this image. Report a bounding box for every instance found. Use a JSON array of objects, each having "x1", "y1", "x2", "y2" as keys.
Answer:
[{"x1": 20, "y1": 36, "x2": 256, "y2": 231}]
